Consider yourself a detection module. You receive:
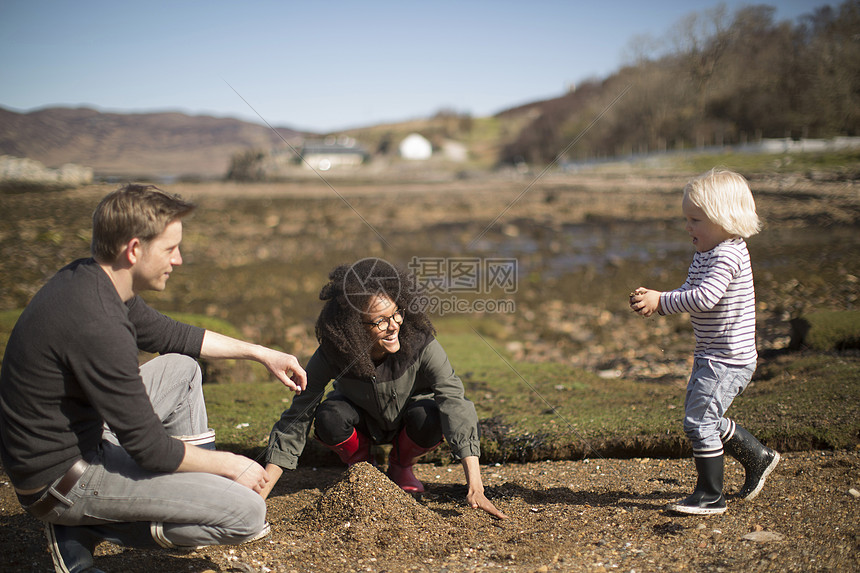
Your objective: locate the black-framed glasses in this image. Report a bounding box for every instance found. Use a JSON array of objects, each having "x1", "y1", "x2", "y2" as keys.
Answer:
[{"x1": 363, "y1": 309, "x2": 404, "y2": 331}]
